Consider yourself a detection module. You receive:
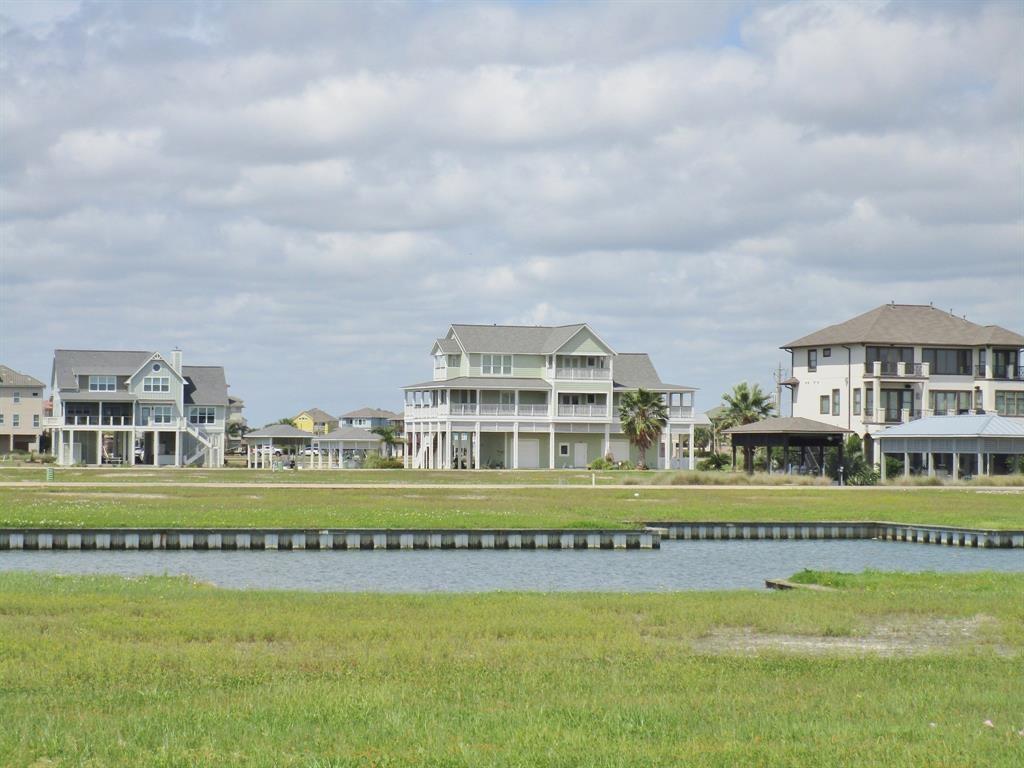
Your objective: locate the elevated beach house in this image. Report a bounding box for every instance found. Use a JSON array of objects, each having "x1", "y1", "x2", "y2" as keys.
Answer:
[
  {"x1": 783, "y1": 303, "x2": 1024, "y2": 461},
  {"x1": 402, "y1": 323, "x2": 699, "y2": 469},
  {"x1": 48, "y1": 349, "x2": 231, "y2": 467},
  {"x1": 0, "y1": 365, "x2": 46, "y2": 454}
]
